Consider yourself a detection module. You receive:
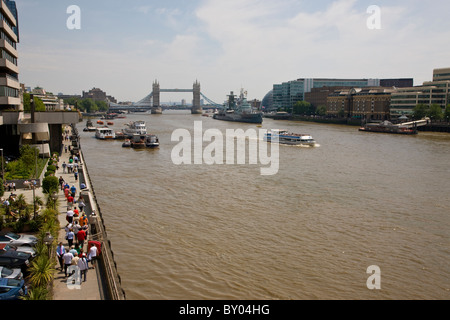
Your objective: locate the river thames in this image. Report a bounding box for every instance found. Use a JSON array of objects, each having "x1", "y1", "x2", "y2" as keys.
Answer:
[{"x1": 77, "y1": 111, "x2": 450, "y2": 300}]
